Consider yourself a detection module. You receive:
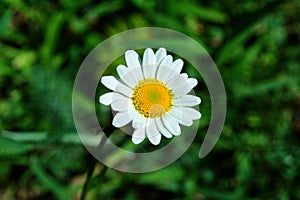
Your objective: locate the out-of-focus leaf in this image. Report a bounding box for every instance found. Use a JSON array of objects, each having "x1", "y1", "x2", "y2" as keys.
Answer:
[
  {"x1": 235, "y1": 153, "x2": 252, "y2": 198},
  {"x1": 168, "y1": 1, "x2": 228, "y2": 23},
  {"x1": 0, "y1": 136, "x2": 30, "y2": 156},
  {"x1": 216, "y1": 24, "x2": 255, "y2": 66},
  {"x1": 235, "y1": 75, "x2": 299, "y2": 99},
  {"x1": 2, "y1": 0, "x2": 25, "y2": 9},
  {"x1": 40, "y1": 12, "x2": 65, "y2": 67},
  {"x1": 129, "y1": 0, "x2": 156, "y2": 10},
  {"x1": 30, "y1": 158, "x2": 70, "y2": 200},
  {"x1": 84, "y1": 0, "x2": 123, "y2": 21},
  {"x1": 1, "y1": 131, "x2": 84, "y2": 145},
  {"x1": 138, "y1": 166, "x2": 184, "y2": 192},
  {"x1": 12, "y1": 50, "x2": 36, "y2": 70},
  {"x1": 199, "y1": 187, "x2": 236, "y2": 200},
  {"x1": 1, "y1": 131, "x2": 47, "y2": 142},
  {"x1": 191, "y1": 5, "x2": 228, "y2": 23},
  {"x1": 0, "y1": 10, "x2": 11, "y2": 37}
]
